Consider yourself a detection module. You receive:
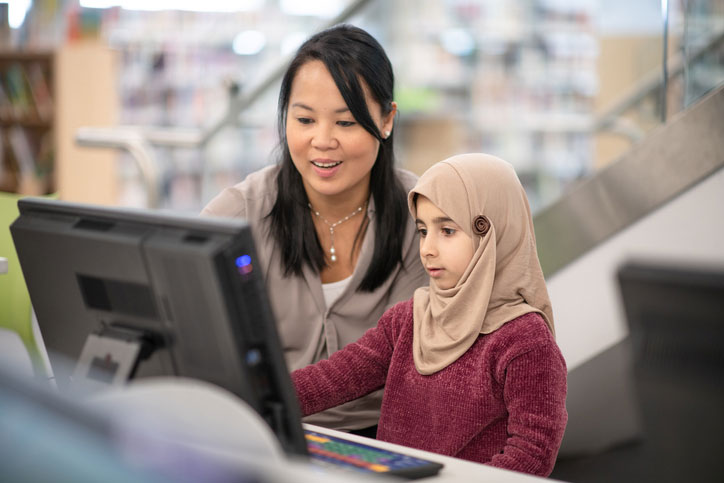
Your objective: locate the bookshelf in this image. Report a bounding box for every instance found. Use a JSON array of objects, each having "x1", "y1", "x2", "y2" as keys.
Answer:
[
  {"x1": 0, "y1": 51, "x2": 55, "y2": 195},
  {"x1": 92, "y1": 2, "x2": 600, "y2": 212},
  {"x1": 22, "y1": 1, "x2": 712, "y2": 213},
  {"x1": 386, "y1": 0, "x2": 599, "y2": 210}
]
